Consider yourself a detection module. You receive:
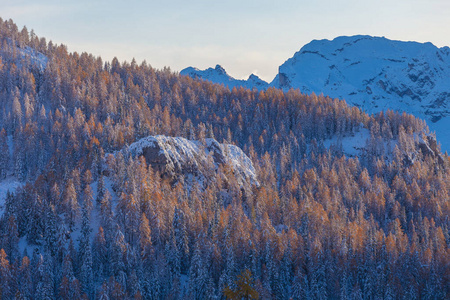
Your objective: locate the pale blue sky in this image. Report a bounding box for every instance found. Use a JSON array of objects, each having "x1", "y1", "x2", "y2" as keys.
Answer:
[{"x1": 1, "y1": 0, "x2": 449, "y2": 81}]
